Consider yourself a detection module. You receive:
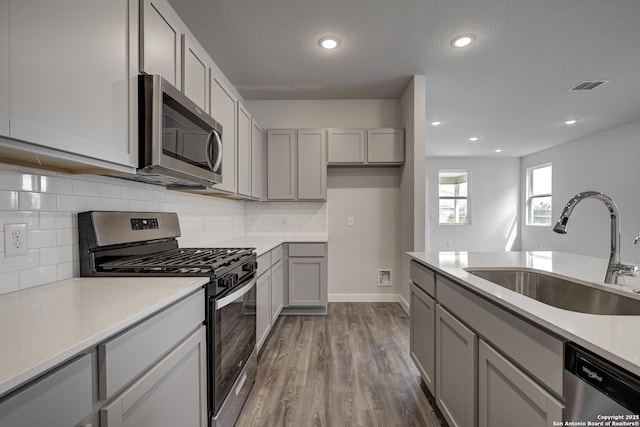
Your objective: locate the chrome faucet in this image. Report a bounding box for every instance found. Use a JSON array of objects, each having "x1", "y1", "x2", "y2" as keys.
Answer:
[{"x1": 553, "y1": 191, "x2": 639, "y2": 285}]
